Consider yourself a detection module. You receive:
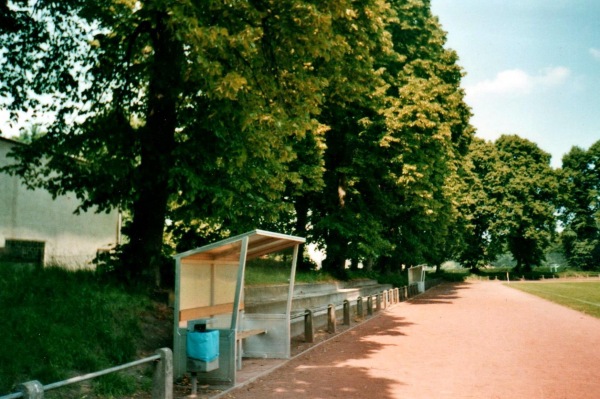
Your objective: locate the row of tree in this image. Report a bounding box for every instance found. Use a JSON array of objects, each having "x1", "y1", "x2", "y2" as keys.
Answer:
[
  {"x1": 1, "y1": 1, "x2": 598, "y2": 286},
  {"x1": 463, "y1": 135, "x2": 600, "y2": 273}
]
